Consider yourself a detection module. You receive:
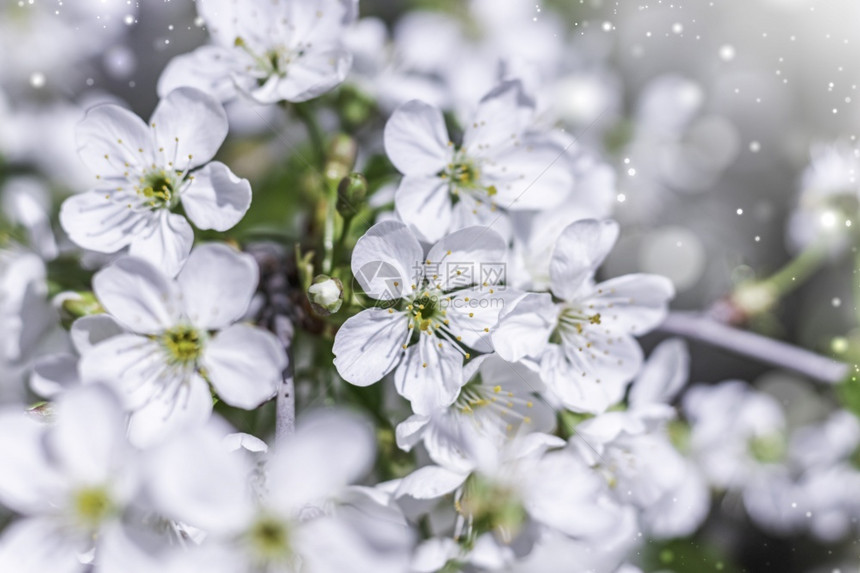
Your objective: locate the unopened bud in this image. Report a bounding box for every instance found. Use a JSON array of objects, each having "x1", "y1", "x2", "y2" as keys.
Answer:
[
  {"x1": 325, "y1": 134, "x2": 357, "y2": 183},
  {"x1": 336, "y1": 173, "x2": 367, "y2": 217},
  {"x1": 308, "y1": 275, "x2": 343, "y2": 315},
  {"x1": 57, "y1": 291, "x2": 103, "y2": 328}
]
